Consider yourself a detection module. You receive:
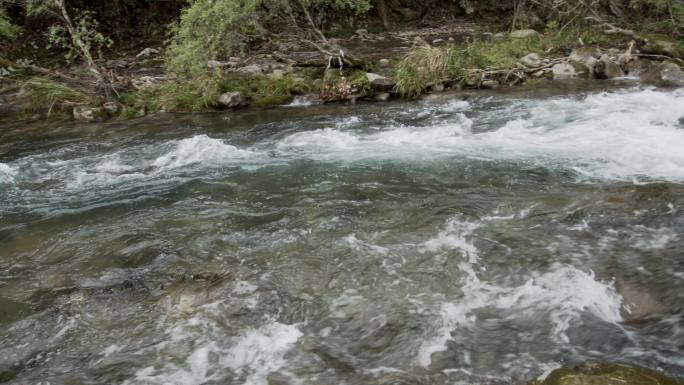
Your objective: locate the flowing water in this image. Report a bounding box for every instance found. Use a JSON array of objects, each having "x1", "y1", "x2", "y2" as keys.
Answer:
[{"x1": 1, "y1": 84, "x2": 683, "y2": 385}]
